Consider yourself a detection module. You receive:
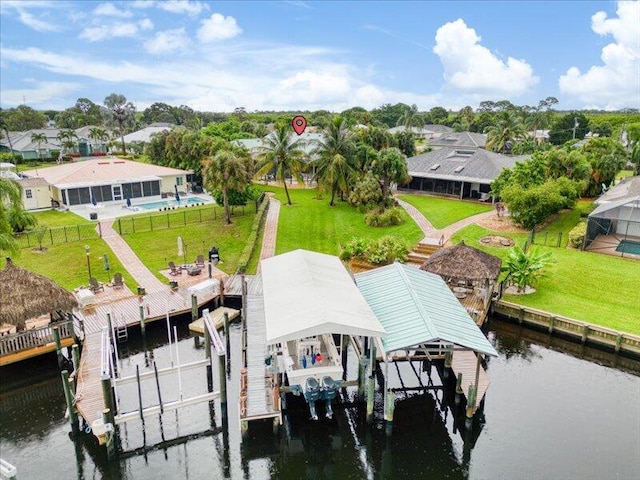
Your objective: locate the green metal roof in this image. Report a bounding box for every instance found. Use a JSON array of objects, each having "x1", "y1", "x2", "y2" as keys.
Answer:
[{"x1": 355, "y1": 263, "x2": 498, "y2": 357}]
